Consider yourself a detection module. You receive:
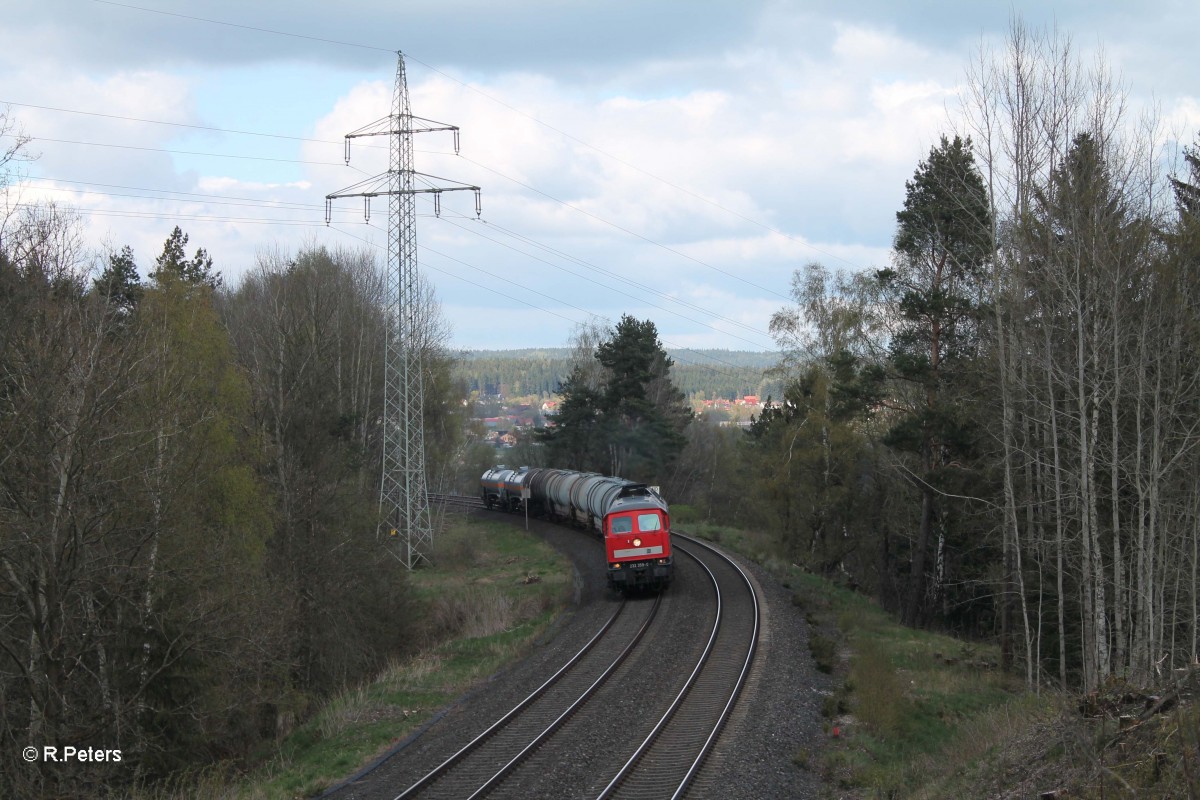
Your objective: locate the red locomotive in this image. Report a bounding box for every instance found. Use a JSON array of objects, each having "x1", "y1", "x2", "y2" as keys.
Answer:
[{"x1": 481, "y1": 466, "x2": 673, "y2": 591}]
